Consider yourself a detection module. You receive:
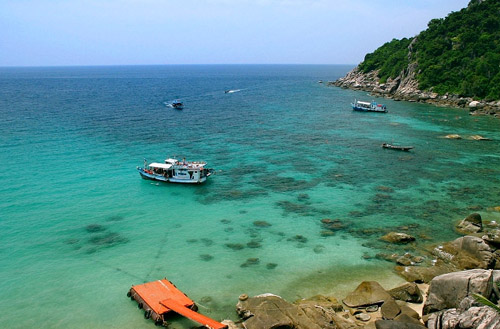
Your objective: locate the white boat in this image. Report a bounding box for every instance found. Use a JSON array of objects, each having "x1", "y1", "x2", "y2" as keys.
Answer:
[
  {"x1": 351, "y1": 99, "x2": 387, "y2": 113},
  {"x1": 137, "y1": 158, "x2": 213, "y2": 184}
]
